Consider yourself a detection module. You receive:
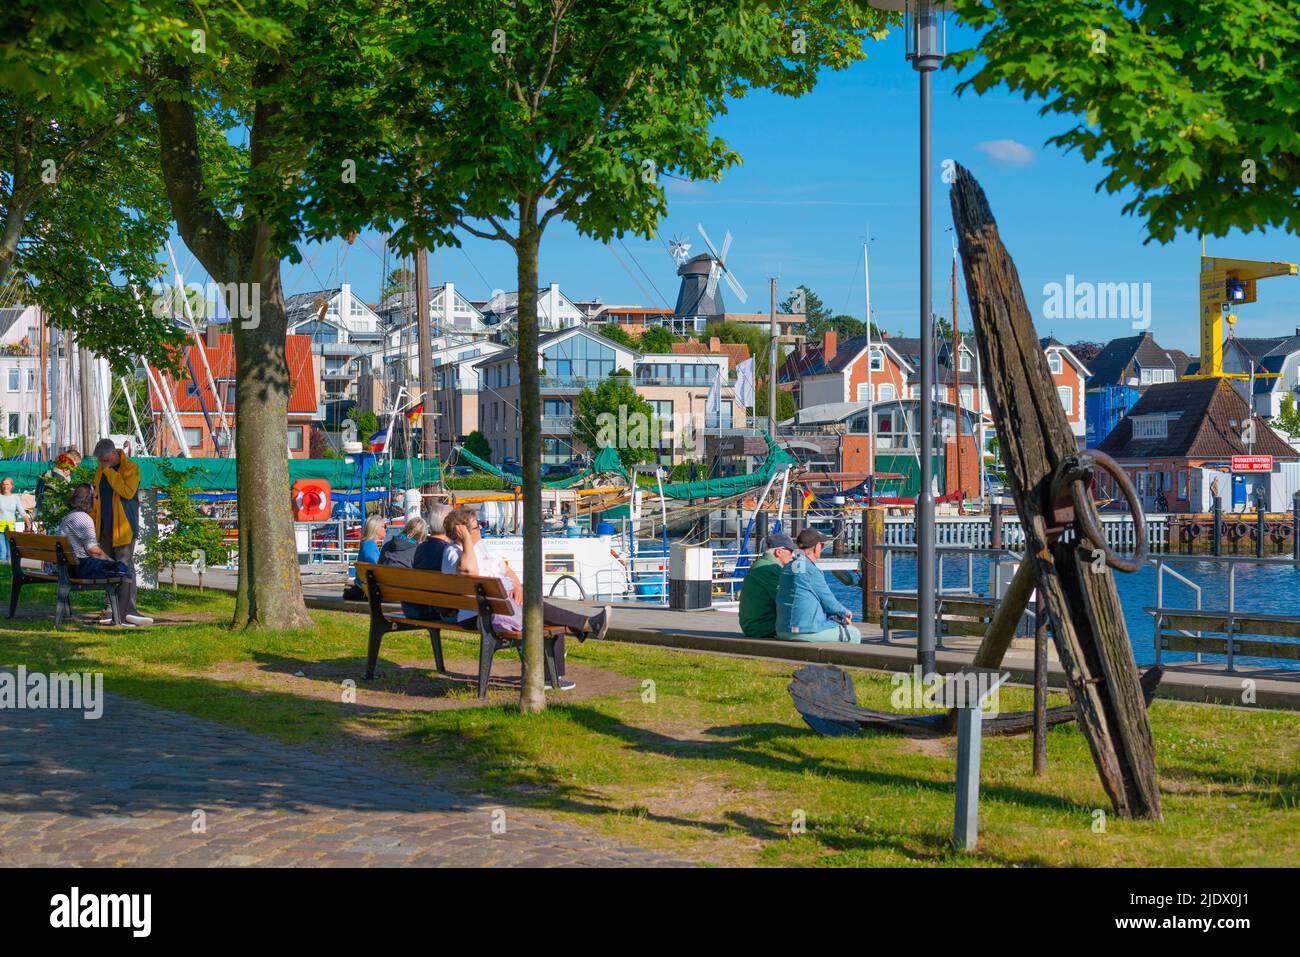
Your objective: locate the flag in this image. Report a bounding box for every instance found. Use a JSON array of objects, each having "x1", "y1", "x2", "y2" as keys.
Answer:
[
  {"x1": 735, "y1": 357, "x2": 755, "y2": 409},
  {"x1": 405, "y1": 403, "x2": 424, "y2": 427},
  {"x1": 802, "y1": 486, "x2": 814, "y2": 511},
  {"x1": 368, "y1": 427, "x2": 388, "y2": 453},
  {"x1": 706, "y1": 366, "x2": 722, "y2": 420}
]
